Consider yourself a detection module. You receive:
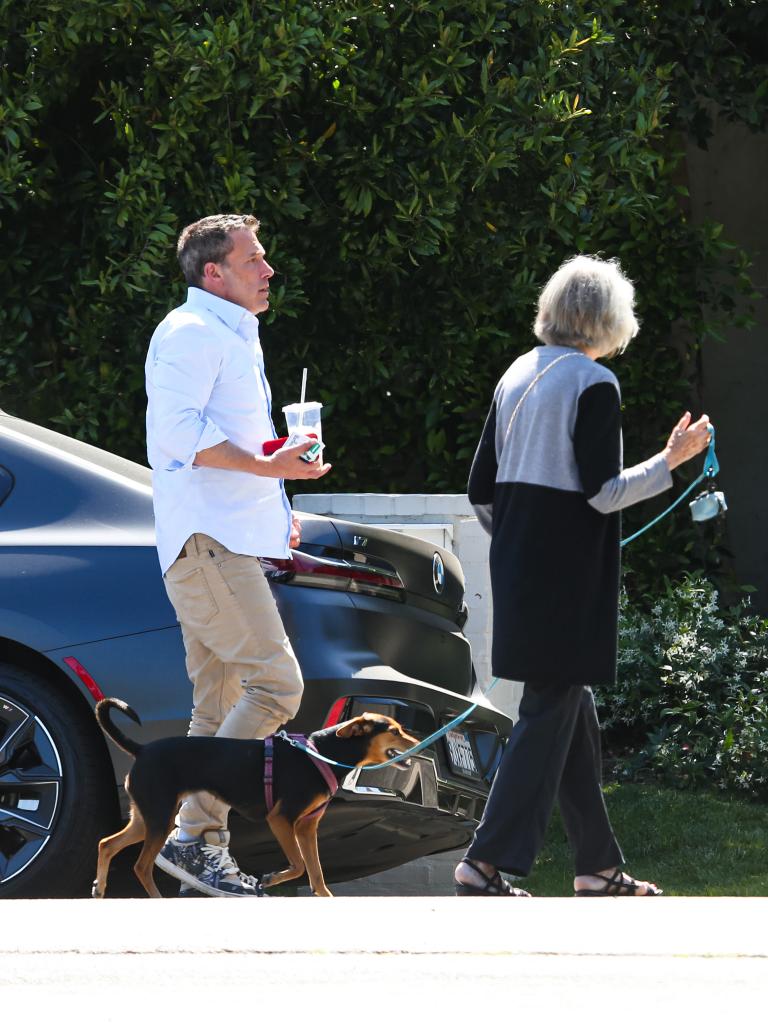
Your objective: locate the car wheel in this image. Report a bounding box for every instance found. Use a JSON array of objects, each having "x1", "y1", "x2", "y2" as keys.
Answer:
[{"x1": 0, "y1": 664, "x2": 117, "y2": 898}]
